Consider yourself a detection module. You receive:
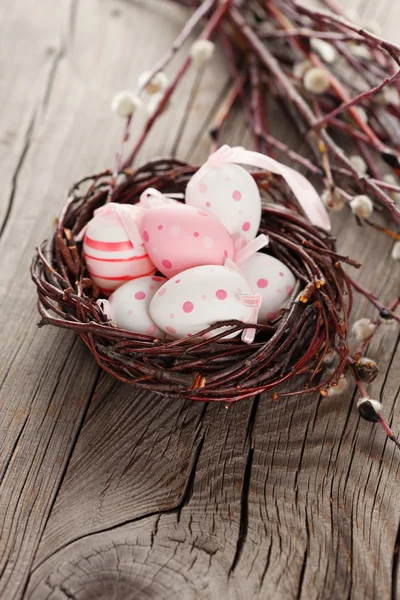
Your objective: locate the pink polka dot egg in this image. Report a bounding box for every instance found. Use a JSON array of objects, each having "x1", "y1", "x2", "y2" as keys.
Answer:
[
  {"x1": 107, "y1": 275, "x2": 167, "y2": 337},
  {"x1": 149, "y1": 265, "x2": 254, "y2": 340},
  {"x1": 83, "y1": 204, "x2": 156, "y2": 295},
  {"x1": 185, "y1": 163, "x2": 261, "y2": 241},
  {"x1": 240, "y1": 252, "x2": 296, "y2": 324},
  {"x1": 140, "y1": 203, "x2": 234, "y2": 277}
]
